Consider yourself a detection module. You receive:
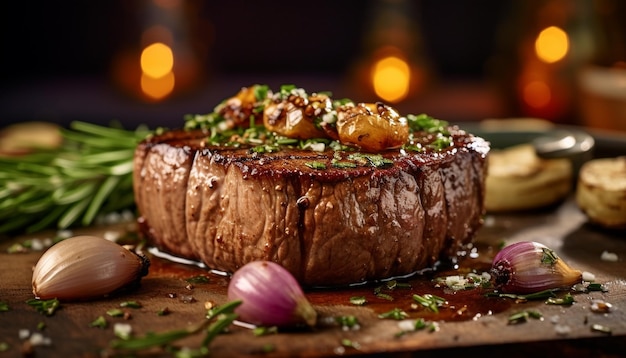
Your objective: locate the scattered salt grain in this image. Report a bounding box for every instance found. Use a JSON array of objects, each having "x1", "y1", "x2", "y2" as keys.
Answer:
[
  {"x1": 582, "y1": 271, "x2": 596, "y2": 282},
  {"x1": 113, "y1": 323, "x2": 132, "y2": 340},
  {"x1": 29, "y1": 332, "x2": 51, "y2": 346},
  {"x1": 397, "y1": 320, "x2": 415, "y2": 332},
  {"x1": 56, "y1": 230, "x2": 73, "y2": 239},
  {"x1": 103, "y1": 230, "x2": 121, "y2": 242},
  {"x1": 600, "y1": 251, "x2": 618, "y2": 262},
  {"x1": 554, "y1": 324, "x2": 571, "y2": 336},
  {"x1": 30, "y1": 239, "x2": 44, "y2": 251},
  {"x1": 18, "y1": 329, "x2": 30, "y2": 339}
]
